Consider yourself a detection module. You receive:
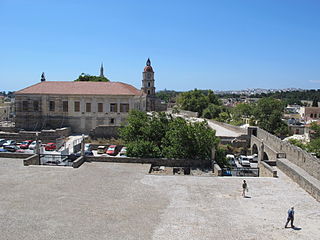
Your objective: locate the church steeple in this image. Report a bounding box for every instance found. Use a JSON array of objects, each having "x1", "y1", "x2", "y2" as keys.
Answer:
[
  {"x1": 99, "y1": 63, "x2": 104, "y2": 77},
  {"x1": 141, "y1": 58, "x2": 155, "y2": 96},
  {"x1": 146, "y1": 58, "x2": 151, "y2": 66}
]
